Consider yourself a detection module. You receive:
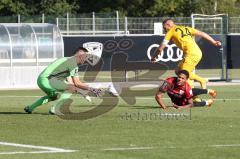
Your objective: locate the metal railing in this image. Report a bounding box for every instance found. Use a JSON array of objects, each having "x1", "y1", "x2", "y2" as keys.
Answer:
[
  {"x1": 229, "y1": 17, "x2": 240, "y2": 34},
  {"x1": 1, "y1": 13, "x2": 240, "y2": 35}
]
